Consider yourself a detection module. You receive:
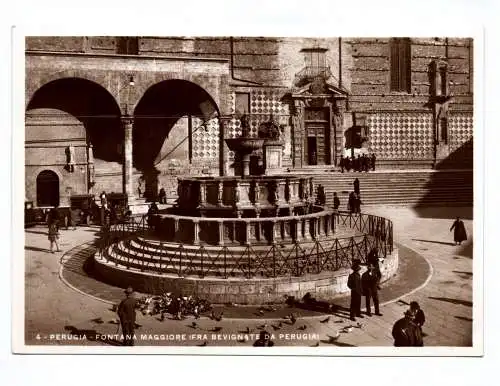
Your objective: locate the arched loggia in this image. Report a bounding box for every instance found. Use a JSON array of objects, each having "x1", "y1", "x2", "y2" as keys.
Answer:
[
  {"x1": 27, "y1": 78, "x2": 123, "y2": 164},
  {"x1": 133, "y1": 79, "x2": 220, "y2": 201}
]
